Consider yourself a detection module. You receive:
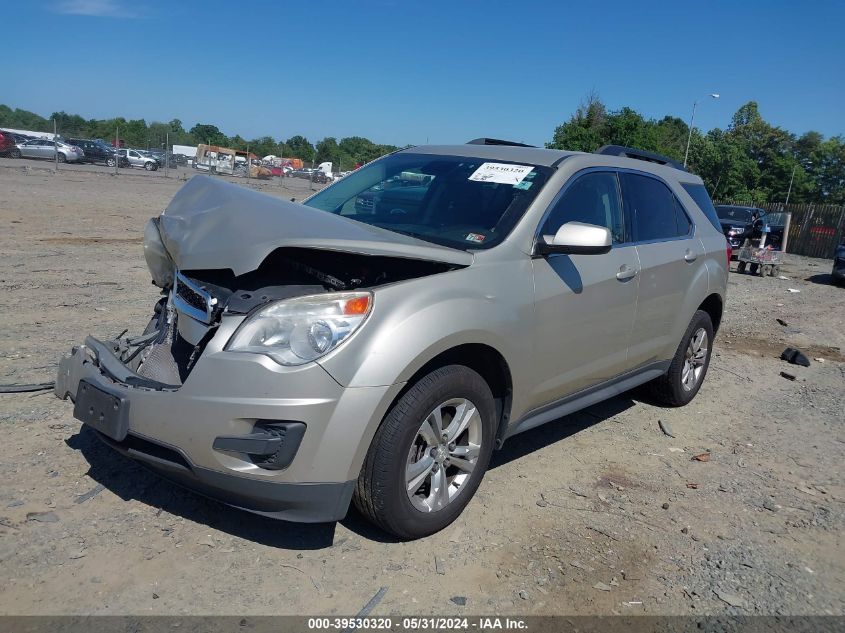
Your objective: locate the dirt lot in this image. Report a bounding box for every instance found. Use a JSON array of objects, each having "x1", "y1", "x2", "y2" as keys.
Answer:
[{"x1": 0, "y1": 165, "x2": 843, "y2": 617}]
